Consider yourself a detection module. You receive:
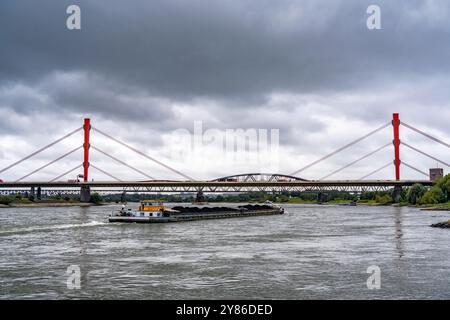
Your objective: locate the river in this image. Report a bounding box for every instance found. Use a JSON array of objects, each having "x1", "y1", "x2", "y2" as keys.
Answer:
[{"x1": 0, "y1": 203, "x2": 449, "y2": 299}]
